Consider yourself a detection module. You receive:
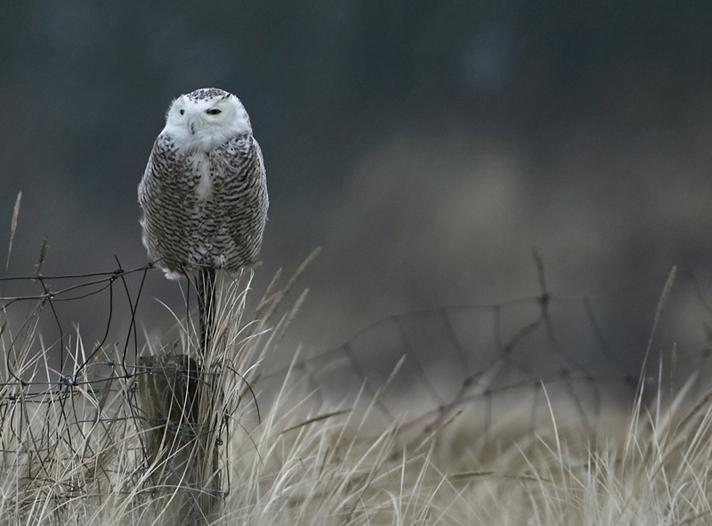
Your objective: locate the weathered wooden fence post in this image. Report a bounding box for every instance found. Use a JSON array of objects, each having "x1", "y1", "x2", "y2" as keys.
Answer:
[{"x1": 136, "y1": 353, "x2": 222, "y2": 524}]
